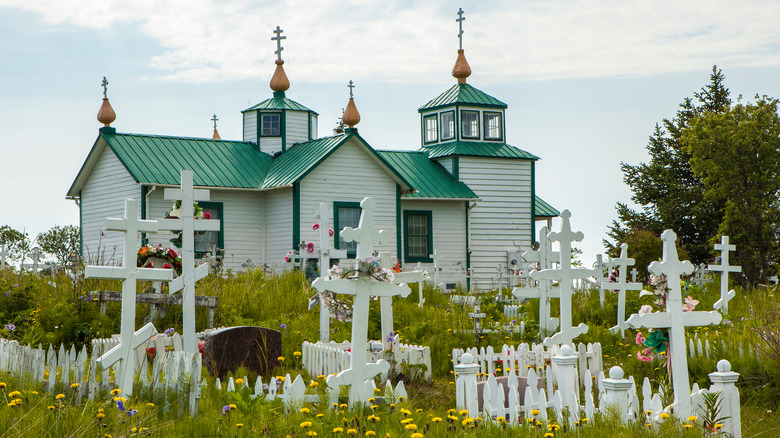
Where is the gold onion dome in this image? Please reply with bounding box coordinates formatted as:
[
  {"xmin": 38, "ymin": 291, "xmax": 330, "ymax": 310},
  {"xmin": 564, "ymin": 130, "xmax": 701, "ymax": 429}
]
[
  {"xmin": 212, "ymin": 128, "xmax": 221, "ymax": 140},
  {"xmin": 270, "ymin": 59, "xmax": 290, "ymax": 92},
  {"xmin": 342, "ymin": 98, "xmax": 360, "ymax": 128},
  {"xmin": 97, "ymin": 76, "xmax": 116, "ymax": 127},
  {"xmin": 452, "ymin": 49, "xmax": 471, "ymax": 84}
]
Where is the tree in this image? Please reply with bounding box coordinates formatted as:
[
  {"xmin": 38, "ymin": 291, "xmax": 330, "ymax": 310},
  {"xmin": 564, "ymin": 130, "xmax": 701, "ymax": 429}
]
[
  {"xmin": 606, "ymin": 66, "xmax": 731, "ymax": 265},
  {"xmin": 36, "ymin": 225, "xmax": 81, "ymax": 268},
  {"xmin": 684, "ymin": 96, "xmax": 780, "ymax": 285},
  {"xmin": 0, "ymin": 225, "xmax": 31, "ymax": 262}
]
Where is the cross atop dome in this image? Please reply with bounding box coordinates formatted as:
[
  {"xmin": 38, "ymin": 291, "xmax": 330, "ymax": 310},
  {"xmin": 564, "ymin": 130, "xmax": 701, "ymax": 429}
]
[
  {"xmin": 456, "ymin": 8, "xmax": 465, "ymax": 50},
  {"xmin": 272, "ymin": 25, "xmax": 286, "ymax": 61},
  {"xmin": 269, "ymin": 25, "xmax": 290, "ymax": 93},
  {"xmin": 342, "ymin": 80, "xmax": 360, "ymax": 129},
  {"xmin": 97, "ymin": 75, "xmax": 116, "ymax": 128},
  {"xmin": 452, "ymin": 8, "xmax": 471, "ymax": 84}
]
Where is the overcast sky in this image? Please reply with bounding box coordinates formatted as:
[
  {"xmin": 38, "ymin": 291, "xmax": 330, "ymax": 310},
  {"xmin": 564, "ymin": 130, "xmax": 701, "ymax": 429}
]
[{"xmin": 2, "ymin": 0, "xmax": 780, "ymax": 267}]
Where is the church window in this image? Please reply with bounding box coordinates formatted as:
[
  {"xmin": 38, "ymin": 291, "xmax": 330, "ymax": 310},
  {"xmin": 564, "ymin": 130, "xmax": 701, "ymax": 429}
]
[
  {"xmin": 260, "ymin": 113, "xmax": 281, "ymax": 136},
  {"xmin": 424, "ymin": 114, "xmax": 438, "ymax": 144},
  {"xmin": 461, "ymin": 110, "xmax": 480, "ymax": 139},
  {"xmin": 194, "ymin": 202, "xmax": 224, "ymax": 256},
  {"xmin": 484, "ymin": 112, "xmax": 503, "ymax": 141},
  {"xmin": 334, "ymin": 201, "xmax": 361, "ymax": 258},
  {"xmin": 404, "ymin": 210, "xmax": 433, "ymax": 263},
  {"xmin": 440, "ymin": 111, "xmax": 455, "ymax": 140}
]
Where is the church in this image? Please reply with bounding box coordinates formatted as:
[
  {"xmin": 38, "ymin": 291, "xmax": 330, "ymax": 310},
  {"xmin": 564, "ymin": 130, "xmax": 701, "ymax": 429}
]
[{"xmin": 66, "ymin": 17, "xmax": 558, "ymax": 290}]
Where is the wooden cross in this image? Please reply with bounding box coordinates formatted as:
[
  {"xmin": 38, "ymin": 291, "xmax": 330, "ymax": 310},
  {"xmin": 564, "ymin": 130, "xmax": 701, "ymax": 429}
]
[
  {"xmin": 347, "ymin": 80, "xmax": 355, "ymax": 99},
  {"xmin": 101, "ymin": 76, "xmax": 108, "ymax": 98},
  {"xmin": 530, "ymin": 210, "xmax": 595, "ymax": 347},
  {"xmin": 631, "ymin": 268, "xmax": 638, "ymax": 283},
  {"xmin": 315, "ymin": 202, "xmax": 348, "ymax": 342},
  {"xmin": 602, "ymin": 243, "xmax": 643, "ymax": 337},
  {"xmin": 593, "ymin": 254, "xmax": 608, "ymax": 306},
  {"xmin": 378, "ymin": 252, "xmax": 427, "ymax": 348},
  {"xmin": 431, "ymin": 249, "xmax": 442, "ymax": 289},
  {"xmin": 311, "ymin": 197, "xmax": 410, "ymax": 405},
  {"xmin": 211, "ymin": 114, "xmax": 219, "ymax": 131},
  {"xmin": 468, "ymin": 300, "xmax": 486, "ymax": 341},
  {"xmin": 272, "ymin": 25, "xmax": 286, "ymax": 60},
  {"xmin": 85, "ymin": 199, "xmax": 173, "ymax": 396},
  {"xmin": 0, "ymin": 245, "xmax": 7, "ymax": 269},
  {"xmin": 157, "ymin": 170, "xmax": 220, "ymax": 354},
  {"xmin": 456, "ymin": 8, "xmax": 466, "ymax": 50},
  {"xmin": 513, "ymin": 225, "xmax": 560, "ymax": 335},
  {"xmin": 627, "ymin": 230, "xmax": 722, "ymax": 420},
  {"xmin": 708, "ymin": 236, "xmax": 741, "ymax": 314},
  {"xmin": 27, "ymin": 247, "xmax": 42, "ymax": 272}
]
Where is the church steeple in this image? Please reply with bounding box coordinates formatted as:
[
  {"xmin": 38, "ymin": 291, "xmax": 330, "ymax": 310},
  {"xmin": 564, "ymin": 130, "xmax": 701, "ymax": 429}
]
[
  {"xmin": 211, "ymin": 114, "xmax": 221, "ymax": 139},
  {"xmin": 342, "ymin": 80, "xmax": 360, "ymax": 130},
  {"xmin": 97, "ymin": 76, "xmax": 116, "ymax": 128},
  {"xmin": 269, "ymin": 25, "xmax": 290, "ymax": 95}
]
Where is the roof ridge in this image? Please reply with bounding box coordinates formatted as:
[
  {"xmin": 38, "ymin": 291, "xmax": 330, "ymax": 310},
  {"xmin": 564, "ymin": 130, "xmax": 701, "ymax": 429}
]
[{"xmin": 104, "ymin": 131, "xmax": 254, "ymax": 144}]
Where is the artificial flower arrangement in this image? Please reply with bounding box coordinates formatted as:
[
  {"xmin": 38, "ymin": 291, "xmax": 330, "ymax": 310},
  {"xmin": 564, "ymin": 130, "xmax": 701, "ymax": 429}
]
[
  {"xmin": 312, "ymin": 257, "xmax": 397, "ymax": 322},
  {"xmin": 634, "ymin": 273, "xmax": 699, "ymax": 362},
  {"xmin": 165, "ymin": 201, "xmax": 212, "ymax": 248},
  {"xmin": 137, "ymin": 244, "xmax": 182, "ymax": 275}
]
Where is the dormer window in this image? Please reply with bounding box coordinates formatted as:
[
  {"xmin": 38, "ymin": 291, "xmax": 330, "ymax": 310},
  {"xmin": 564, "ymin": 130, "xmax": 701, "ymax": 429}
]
[
  {"xmin": 424, "ymin": 114, "xmax": 438, "ymax": 144},
  {"xmin": 461, "ymin": 110, "xmax": 480, "ymax": 139},
  {"xmin": 440, "ymin": 111, "xmax": 455, "ymax": 140},
  {"xmin": 484, "ymin": 112, "xmax": 503, "ymax": 141},
  {"xmin": 260, "ymin": 113, "xmax": 281, "ymax": 136}
]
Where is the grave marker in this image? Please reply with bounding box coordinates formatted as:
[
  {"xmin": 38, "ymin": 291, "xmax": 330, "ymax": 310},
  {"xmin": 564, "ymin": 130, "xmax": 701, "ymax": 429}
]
[
  {"xmin": 0, "ymin": 245, "xmax": 7, "ymax": 269},
  {"xmin": 85, "ymin": 199, "xmax": 174, "ymax": 396},
  {"xmin": 708, "ymin": 236, "xmax": 740, "ymax": 314},
  {"xmin": 315, "ymin": 202, "xmax": 348, "ymax": 342},
  {"xmin": 626, "ymin": 230, "xmax": 722, "ymax": 420},
  {"xmin": 593, "ymin": 254, "xmax": 607, "ymax": 306},
  {"xmin": 530, "ymin": 210, "xmax": 595, "ymax": 347},
  {"xmin": 158, "ymin": 170, "xmax": 220, "ymax": 354},
  {"xmin": 512, "ymin": 226, "xmax": 560, "ymax": 335},
  {"xmin": 602, "ymin": 243, "xmax": 643, "ymax": 337}
]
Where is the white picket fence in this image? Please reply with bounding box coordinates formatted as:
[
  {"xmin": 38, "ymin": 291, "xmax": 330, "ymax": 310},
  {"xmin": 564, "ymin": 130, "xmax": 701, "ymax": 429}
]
[
  {"xmin": 452, "ymin": 342, "xmax": 603, "ymax": 387},
  {"xmin": 302, "ymin": 334, "xmax": 432, "ymax": 381}
]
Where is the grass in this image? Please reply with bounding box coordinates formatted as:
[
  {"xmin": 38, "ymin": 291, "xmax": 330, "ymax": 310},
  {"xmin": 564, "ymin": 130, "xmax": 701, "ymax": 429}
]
[{"xmin": 1, "ymin": 267, "xmax": 780, "ymax": 436}]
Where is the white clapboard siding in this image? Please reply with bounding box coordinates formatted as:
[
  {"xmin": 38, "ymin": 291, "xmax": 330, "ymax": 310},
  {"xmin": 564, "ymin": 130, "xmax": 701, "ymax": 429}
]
[
  {"xmin": 285, "ymin": 111, "xmax": 311, "ymax": 148},
  {"xmin": 299, "ymin": 139, "xmax": 398, "ymax": 257},
  {"xmin": 146, "ymin": 189, "xmax": 264, "ymax": 271},
  {"xmin": 399, "ymin": 199, "xmax": 467, "ymax": 285},
  {"xmin": 459, "ymin": 157, "xmax": 533, "ymax": 288},
  {"xmin": 258, "ymin": 137, "xmax": 283, "ymax": 156},
  {"xmin": 81, "ymin": 146, "xmax": 141, "ymax": 265},
  {"xmin": 243, "ymin": 111, "xmax": 257, "ymax": 143},
  {"xmin": 436, "ymin": 157, "xmax": 454, "ymax": 175},
  {"xmin": 264, "ymin": 187, "xmax": 293, "ymax": 265}
]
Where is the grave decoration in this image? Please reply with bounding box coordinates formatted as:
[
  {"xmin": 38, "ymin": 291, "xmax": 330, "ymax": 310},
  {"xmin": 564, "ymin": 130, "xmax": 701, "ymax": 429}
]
[
  {"xmin": 708, "ymin": 235, "xmax": 740, "ymax": 314},
  {"xmin": 627, "ymin": 229, "xmax": 722, "ymax": 420},
  {"xmin": 601, "ymin": 243, "xmax": 643, "ymax": 337},
  {"xmin": 312, "ymin": 197, "xmax": 412, "ymax": 405},
  {"xmin": 137, "ymin": 244, "xmax": 182, "ymax": 275},
  {"xmin": 85, "ymin": 198, "xmax": 174, "ymax": 396},
  {"xmin": 530, "ymin": 210, "xmax": 595, "ymax": 347},
  {"xmin": 512, "ymin": 225, "xmax": 560, "ymax": 336},
  {"xmin": 158, "ymin": 169, "xmax": 220, "ymax": 355}
]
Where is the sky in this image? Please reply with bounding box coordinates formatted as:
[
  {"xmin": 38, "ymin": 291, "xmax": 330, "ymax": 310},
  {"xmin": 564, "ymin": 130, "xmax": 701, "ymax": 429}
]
[{"xmin": 2, "ymin": 0, "xmax": 780, "ymax": 267}]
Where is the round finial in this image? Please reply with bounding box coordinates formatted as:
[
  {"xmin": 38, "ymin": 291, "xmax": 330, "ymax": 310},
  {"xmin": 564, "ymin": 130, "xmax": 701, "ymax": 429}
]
[
  {"xmin": 452, "ymin": 49, "xmax": 472, "ymax": 84},
  {"xmin": 96, "ymin": 77, "xmax": 116, "ymax": 127},
  {"xmin": 609, "ymin": 366, "xmax": 624, "ymax": 379},
  {"xmin": 211, "ymin": 114, "xmax": 221, "ymax": 140},
  {"xmin": 270, "ymin": 59, "xmax": 290, "ymax": 92},
  {"xmin": 717, "ymin": 359, "xmax": 731, "ymax": 373},
  {"xmin": 559, "ymin": 345, "xmax": 572, "ymax": 356},
  {"xmin": 341, "ymin": 81, "xmax": 360, "ymax": 128},
  {"xmin": 461, "ymin": 352, "xmax": 474, "ymax": 364}
]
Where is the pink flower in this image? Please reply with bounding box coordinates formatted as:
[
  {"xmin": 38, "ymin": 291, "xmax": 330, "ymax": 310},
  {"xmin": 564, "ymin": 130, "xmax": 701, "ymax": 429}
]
[
  {"xmin": 682, "ymin": 296, "xmax": 699, "ymax": 312},
  {"xmin": 306, "ymin": 242, "xmax": 315, "ymax": 253},
  {"xmin": 639, "ymin": 305, "xmax": 653, "ymax": 315},
  {"xmin": 284, "ymin": 256, "xmax": 290, "ymax": 262},
  {"xmin": 202, "ymin": 212, "xmax": 211, "ymax": 219},
  {"xmin": 637, "ymin": 348, "xmax": 653, "ymax": 362},
  {"xmin": 328, "ymin": 228, "xmax": 334, "ymax": 237},
  {"xmin": 635, "ymin": 332, "xmax": 646, "ymax": 345},
  {"xmin": 312, "ymin": 223, "xmax": 320, "ymax": 231}
]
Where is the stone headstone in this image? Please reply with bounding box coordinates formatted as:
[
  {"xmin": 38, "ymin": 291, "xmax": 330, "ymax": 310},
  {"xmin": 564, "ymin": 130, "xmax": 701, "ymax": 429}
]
[{"xmin": 204, "ymin": 326, "xmax": 282, "ymax": 379}]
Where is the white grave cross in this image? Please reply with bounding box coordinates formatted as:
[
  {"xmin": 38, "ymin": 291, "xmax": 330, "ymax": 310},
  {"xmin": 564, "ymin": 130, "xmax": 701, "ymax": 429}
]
[
  {"xmin": 708, "ymin": 236, "xmax": 740, "ymax": 314},
  {"xmin": 158, "ymin": 170, "xmax": 220, "ymax": 354},
  {"xmin": 593, "ymin": 254, "xmax": 608, "ymax": 306},
  {"xmin": 378, "ymin": 252, "xmax": 427, "ymax": 349},
  {"xmin": 626, "ymin": 230, "xmax": 722, "ymax": 420},
  {"xmin": 603, "ymin": 243, "xmax": 643, "ymax": 337},
  {"xmin": 311, "ymin": 197, "xmax": 411, "ymax": 405},
  {"xmin": 315, "ymin": 202, "xmax": 348, "ymax": 342},
  {"xmin": 530, "ymin": 210, "xmax": 595, "ymax": 347},
  {"xmin": 0, "ymin": 245, "xmax": 8, "ymax": 269},
  {"xmin": 513, "ymin": 226, "xmax": 560, "ymax": 335},
  {"xmin": 85, "ymin": 199, "xmax": 173, "ymax": 396}
]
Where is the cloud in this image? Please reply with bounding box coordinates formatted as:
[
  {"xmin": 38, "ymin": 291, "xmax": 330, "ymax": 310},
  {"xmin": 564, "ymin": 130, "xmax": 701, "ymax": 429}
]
[{"xmin": 3, "ymin": 0, "xmax": 780, "ymax": 83}]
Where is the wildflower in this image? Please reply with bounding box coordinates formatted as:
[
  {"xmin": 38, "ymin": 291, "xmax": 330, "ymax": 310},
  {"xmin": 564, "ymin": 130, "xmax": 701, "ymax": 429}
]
[
  {"xmin": 339, "ymin": 403, "xmax": 348, "ymax": 409},
  {"xmin": 222, "ymin": 405, "xmax": 231, "ymax": 414},
  {"xmin": 401, "ymin": 408, "xmax": 412, "ymax": 416},
  {"xmin": 365, "ymin": 432, "xmax": 376, "ymax": 437},
  {"xmin": 347, "ymin": 429, "xmax": 358, "ymax": 435},
  {"xmin": 462, "ymin": 417, "xmax": 474, "ymax": 426},
  {"xmin": 714, "ymin": 424, "xmax": 723, "ymax": 429},
  {"xmin": 316, "ymin": 413, "xmax": 325, "ymax": 418},
  {"xmin": 300, "ymin": 421, "xmax": 312, "ymax": 428},
  {"xmin": 544, "ymin": 433, "xmax": 554, "ymax": 438},
  {"xmin": 432, "ymin": 417, "xmax": 443, "ymax": 423},
  {"xmin": 416, "ymin": 408, "xmax": 423, "ymax": 413},
  {"xmin": 367, "ymin": 397, "xmax": 375, "ymax": 403},
  {"xmin": 307, "ymin": 433, "xmax": 317, "ymax": 437},
  {"xmin": 236, "ymin": 423, "xmax": 244, "ymax": 428},
  {"xmin": 645, "ymin": 410, "xmax": 653, "ymax": 415},
  {"xmin": 8, "ymin": 390, "xmax": 21, "ymax": 398},
  {"xmin": 71, "ymin": 383, "xmax": 80, "ymax": 389},
  {"xmin": 411, "ymin": 434, "xmax": 423, "ymax": 438},
  {"xmin": 97, "ymin": 413, "xmax": 105, "ymax": 419},
  {"xmin": 531, "ymin": 409, "xmax": 540, "ymax": 416},
  {"xmin": 333, "ymin": 427, "xmax": 344, "ymax": 433},
  {"xmin": 4, "ymin": 323, "xmax": 15, "ymax": 332},
  {"xmin": 310, "ymin": 381, "xmax": 319, "ymax": 388},
  {"xmin": 278, "ymin": 356, "xmax": 285, "ymax": 362},
  {"xmin": 313, "ymin": 223, "xmax": 320, "ymax": 231},
  {"xmin": 55, "ymin": 393, "xmax": 65, "ymax": 400},
  {"xmin": 374, "ymin": 387, "xmax": 381, "ymax": 393},
  {"xmin": 401, "ymin": 418, "xmax": 414, "ymax": 424},
  {"xmin": 110, "ymin": 389, "xmax": 121, "ymax": 396},
  {"xmin": 658, "ymin": 413, "xmax": 670, "ymax": 420},
  {"xmin": 581, "ymin": 418, "xmax": 589, "ymax": 423},
  {"xmin": 687, "ymin": 415, "xmax": 697, "ymax": 422},
  {"xmin": 131, "ymin": 428, "xmax": 138, "ymax": 433},
  {"xmin": 229, "ymin": 404, "xmax": 237, "ymax": 409},
  {"xmin": 404, "ymin": 424, "xmax": 417, "ymax": 431},
  {"xmin": 146, "ymin": 402, "xmax": 155, "ymax": 407},
  {"xmin": 368, "ymin": 415, "xmax": 380, "ymax": 422},
  {"xmin": 447, "ymin": 408, "xmax": 457, "ymax": 415},
  {"xmin": 300, "ymin": 407, "xmax": 311, "ymax": 414},
  {"xmin": 113, "ymin": 396, "xmax": 127, "ymax": 402},
  {"xmin": 0, "ymin": 382, "xmax": 6, "ymax": 389},
  {"xmin": 682, "ymin": 424, "xmax": 692, "ymax": 429},
  {"xmin": 235, "ymin": 378, "xmax": 244, "ymax": 385},
  {"xmin": 116, "ymin": 400, "xmax": 125, "ymax": 412},
  {"xmin": 459, "ymin": 409, "xmax": 469, "ymax": 416},
  {"xmin": 47, "ymin": 405, "xmax": 55, "ymax": 410},
  {"xmin": 294, "ymin": 351, "xmax": 302, "ymax": 358}
]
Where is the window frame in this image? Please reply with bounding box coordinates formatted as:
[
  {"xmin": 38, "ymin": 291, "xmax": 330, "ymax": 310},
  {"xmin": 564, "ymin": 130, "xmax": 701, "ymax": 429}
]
[
  {"xmin": 440, "ymin": 110, "xmax": 455, "ymax": 141},
  {"xmin": 259, "ymin": 112, "xmax": 282, "ymax": 137},
  {"xmin": 423, "ymin": 113, "xmax": 438, "ymax": 144},
  {"xmin": 460, "ymin": 110, "xmax": 480, "ymax": 139},
  {"xmin": 194, "ymin": 201, "xmax": 224, "ymax": 258},
  {"xmin": 403, "ymin": 210, "xmax": 433, "ymax": 263},
  {"xmin": 333, "ymin": 201, "xmax": 362, "ymax": 258},
  {"xmin": 483, "ymin": 111, "xmax": 503, "ymax": 141}
]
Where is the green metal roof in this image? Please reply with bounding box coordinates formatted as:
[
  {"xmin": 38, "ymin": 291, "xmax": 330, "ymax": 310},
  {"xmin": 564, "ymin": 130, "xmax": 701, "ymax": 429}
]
[
  {"xmin": 535, "ymin": 196, "xmax": 559, "ymax": 217},
  {"xmin": 242, "ymin": 91, "xmax": 317, "ymax": 114},
  {"xmin": 423, "ymin": 141, "xmax": 539, "ymax": 160},
  {"xmin": 419, "ymin": 83, "xmax": 507, "ymax": 111},
  {"xmin": 377, "ymin": 150, "xmax": 478, "ymax": 199}
]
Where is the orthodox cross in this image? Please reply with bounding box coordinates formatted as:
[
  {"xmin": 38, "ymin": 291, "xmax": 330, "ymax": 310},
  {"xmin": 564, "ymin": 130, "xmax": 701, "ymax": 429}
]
[
  {"xmin": 272, "ymin": 26, "xmax": 286, "ymax": 60},
  {"xmin": 456, "ymin": 8, "xmax": 465, "ymax": 50},
  {"xmin": 312, "ymin": 197, "xmax": 411, "ymax": 405},
  {"xmin": 708, "ymin": 236, "xmax": 740, "ymax": 314},
  {"xmin": 626, "ymin": 230, "xmax": 722, "ymax": 420},
  {"xmin": 378, "ymin": 252, "xmax": 427, "ymax": 348},
  {"xmin": 25, "ymin": 247, "xmax": 42, "ymax": 272},
  {"xmin": 631, "ymin": 268, "xmax": 638, "ymax": 283},
  {"xmin": 603, "ymin": 243, "xmax": 643, "ymax": 337},
  {"xmin": 158, "ymin": 170, "xmax": 220, "ymax": 354},
  {"xmin": 593, "ymin": 254, "xmax": 608, "ymax": 306},
  {"xmin": 347, "ymin": 80, "xmax": 355, "ymax": 99},
  {"xmin": 101, "ymin": 76, "xmax": 108, "ymax": 98},
  {"xmin": 468, "ymin": 299, "xmax": 486, "ymax": 342},
  {"xmin": 0, "ymin": 245, "xmax": 7, "ymax": 269},
  {"xmin": 431, "ymin": 249, "xmax": 441, "ymax": 288},
  {"xmin": 85, "ymin": 199, "xmax": 173, "ymax": 396},
  {"xmin": 513, "ymin": 225, "xmax": 560, "ymax": 336},
  {"xmin": 314, "ymin": 202, "xmax": 347, "ymax": 342},
  {"xmin": 211, "ymin": 114, "xmax": 219, "ymax": 131},
  {"xmin": 530, "ymin": 210, "xmax": 595, "ymax": 347}
]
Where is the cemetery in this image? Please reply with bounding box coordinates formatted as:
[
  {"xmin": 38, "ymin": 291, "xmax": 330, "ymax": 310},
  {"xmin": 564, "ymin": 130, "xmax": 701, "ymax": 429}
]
[{"xmin": 4, "ymin": 8, "xmax": 780, "ymax": 438}]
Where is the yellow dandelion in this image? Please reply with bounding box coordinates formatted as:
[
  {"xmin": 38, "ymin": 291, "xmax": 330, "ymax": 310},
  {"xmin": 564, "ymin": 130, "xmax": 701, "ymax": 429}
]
[
  {"xmin": 659, "ymin": 413, "xmax": 670, "ymax": 420},
  {"xmin": 365, "ymin": 431, "xmax": 376, "ymax": 437},
  {"xmin": 309, "ymin": 381, "xmax": 319, "ymax": 388},
  {"xmin": 319, "ymin": 374, "xmax": 326, "ymax": 379},
  {"xmin": 687, "ymin": 415, "xmax": 698, "ymax": 422},
  {"xmin": 131, "ymin": 428, "xmax": 138, "ymax": 433},
  {"xmin": 401, "ymin": 418, "xmax": 414, "ymax": 424},
  {"xmin": 682, "ymin": 424, "xmax": 692, "ymax": 429},
  {"xmin": 8, "ymin": 390, "xmax": 21, "ymax": 398},
  {"xmin": 300, "ymin": 407, "xmax": 311, "ymax": 414},
  {"xmin": 235, "ymin": 378, "xmax": 244, "ymax": 385},
  {"xmin": 714, "ymin": 424, "xmax": 723, "ymax": 429},
  {"xmin": 113, "ymin": 396, "xmax": 127, "ymax": 402},
  {"xmin": 411, "ymin": 434, "xmax": 423, "ymax": 438},
  {"xmin": 236, "ymin": 423, "xmax": 244, "ymax": 428},
  {"xmin": 432, "ymin": 417, "xmax": 443, "ymax": 423},
  {"xmin": 307, "ymin": 432, "xmax": 318, "ymax": 437},
  {"xmin": 333, "ymin": 427, "xmax": 344, "ymax": 433},
  {"xmin": 55, "ymin": 394, "xmax": 65, "ymax": 400},
  {"xmin": 371, "ymin": 405, "xmax": 378, "ymax": 410},
  {"xmin": 404, "ymin": 424, "xmax": 418, "ymax": 431},
  {"xmin": 347, "ymin": 429, "xmax": 358, "ymax": 435},
  {"xmin": 544, "ymin": 433, "xmax": 554, "ymax": 438},
  {"xmin": 367, "ymin": 397, "xmax": 375, "ymax": 403},
  {"xmin": 294, "ymin": 351, "xmax": 302, "ymax": 357},
  {"xmin": 448, "ymin": 408, "xmax": 457, "ymax": 415},
  {"xmin": 462, "ymin": 418, "xmax": 474, "ymax": 426},
  {"xmin": 229, "ymin": 404, "xmax": 237, "ymax": 409},
  {"xmin": 316, "ymin": 413, "xmax": 325, "ymax": 418},
  {"xmin": 70, "ymin": 383, "xmax": 80, "ymax": 389},
  {"xmin": 531, "ymin": 409, "xmax": 541, "ymax": 416},
  {"xmin": 110, "ymin": 389, "xmax": 121, "ymax": 396},
  {"xmin": 278, "ymin": 356, "xmax": 285, "ymax": 362},
  {"xmin": 146, "ymin": 402, "xmax": 155, "ymax": 407},
  {"xmin": 97, "ymin": 413, "xmax": 105, "ymax": 419},
  {"xmin": 0, "ymin": 382, "xmax": 6, "ymax": 389},
  {"xmin": 374, "ymin": 387, "xmax": 381, "ymax": 393},
  {"xmin": 300, "ymin": 421, "xmax": 312, "ymax": 428},
  {"xmin": 645, "ymin": 410, "xmax": 653, "ymax": 415},
  {"xmin": 459, "ymin": 409, "xmax": 469, "ymax": 416},
  {"xmin": 339, "ymin": 403, "xmax": 348, "ymax": 409},
  {"xmin": 416, "ymin": 408, "xmax": 423, "ymax": 413}
]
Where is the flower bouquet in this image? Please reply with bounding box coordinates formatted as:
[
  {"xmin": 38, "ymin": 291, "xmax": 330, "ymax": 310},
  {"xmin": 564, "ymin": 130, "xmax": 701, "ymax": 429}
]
[{"xmin": 137, "ymin": 244, "xmax": 182, "ymax": 275}]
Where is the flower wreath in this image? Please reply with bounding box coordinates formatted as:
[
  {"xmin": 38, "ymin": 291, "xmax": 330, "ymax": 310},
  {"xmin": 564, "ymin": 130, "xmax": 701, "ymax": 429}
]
[{"xmin": 137, "ymin": 244, "xmax": 183, "ymax": 275}]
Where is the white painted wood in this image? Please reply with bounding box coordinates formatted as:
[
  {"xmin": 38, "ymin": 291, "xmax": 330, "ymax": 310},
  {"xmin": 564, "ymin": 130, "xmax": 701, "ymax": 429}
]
[
  {"xmin": 513, "ymin": 225, "xmax": 560, "ymax": 335},
  {"xmin": 285, "ymin": 111, "xmax": 313, "ymax": 149},
  {"xmin": 602, "ymin": 243, "xmax": 643, "ymax": 337},
  {"xmin": 264, "ymin": 187, "xmax": 293, "ymax": 266},
  {"xmin": 708, "ymin": 236, "xmax": 741, "ymax": 314},
  {"xmin": 242, "ymin": 111, "xmax": 257, "ymax": 143}
]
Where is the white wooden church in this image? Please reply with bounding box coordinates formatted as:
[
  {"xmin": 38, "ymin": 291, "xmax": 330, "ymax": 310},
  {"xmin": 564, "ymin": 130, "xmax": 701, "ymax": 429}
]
[{"xmin": 67, "ymin": 20, "xmax": 558, "ymax": 290}]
